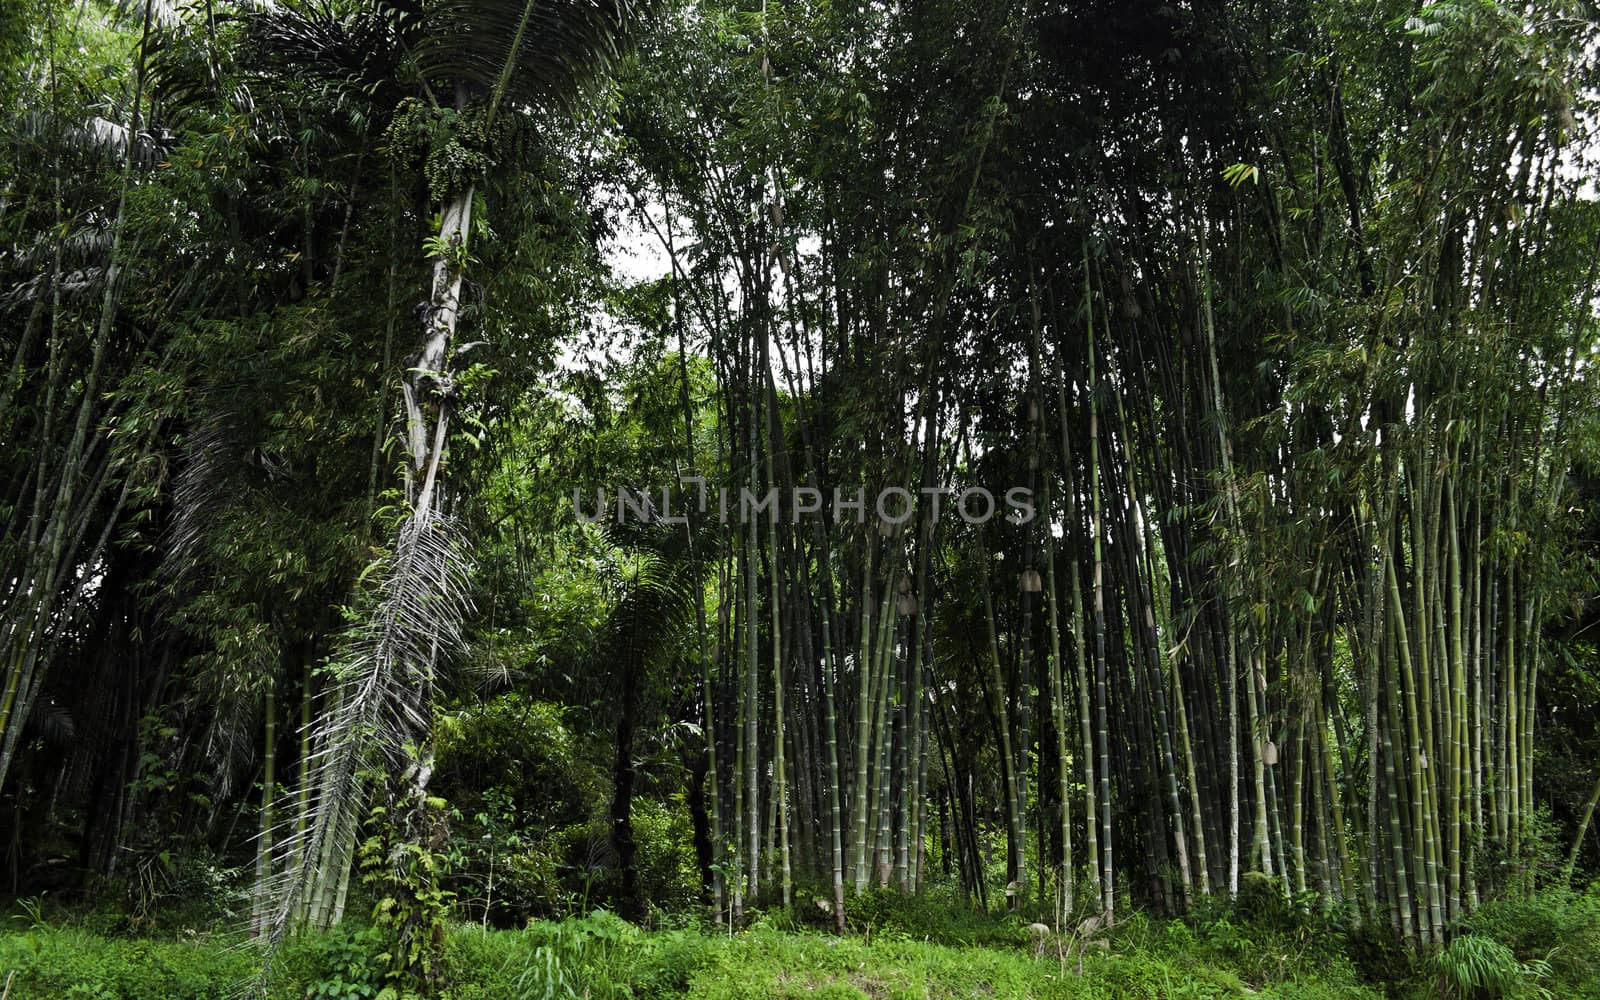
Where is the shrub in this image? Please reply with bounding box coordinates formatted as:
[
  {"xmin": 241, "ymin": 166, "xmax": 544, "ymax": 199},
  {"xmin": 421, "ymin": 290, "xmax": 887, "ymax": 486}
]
[
  {"xmin": 433, "ymin": 698, "xmax": 609, "ymax": 924},
  {"xmin": 842, "ymin": 884, "xmax": 1030, "ymax": 947},
  {"xmin": 1431, "ymin": 933, "xmax": 1551, "ymax": 999},
  {"xmin": 1346, "ymin": 918, "xmax": 1422, "ymax": 987},
  {"xmin": 1176, "ymin": 879, "xmax": 1359, "ymax": 989},
  {"xmin": 1458, "ymin": 887, "xmax": 1600, "ymax": 999},
  {"xmin": 630, "ymin": 798, "xmax": 703, "ymax": 917},
  {"xmin": 297, "ymin": 924, "xmax": 388, "ymax": 999}
]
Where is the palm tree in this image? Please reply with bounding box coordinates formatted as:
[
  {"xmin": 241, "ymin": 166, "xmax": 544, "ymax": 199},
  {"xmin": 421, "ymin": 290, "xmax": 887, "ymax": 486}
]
[
  {"xmin": 242, "ymin": 0, "xmax": 648, "ymax": 978},
  {"xmin": 590, "ymin": 526, "xmax": 705, "ymax": 921}
]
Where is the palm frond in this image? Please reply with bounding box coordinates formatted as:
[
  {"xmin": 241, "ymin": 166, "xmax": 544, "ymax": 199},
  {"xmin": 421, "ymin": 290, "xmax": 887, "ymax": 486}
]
[
  {"xmin": 39, "ymin": 115, "xmax": 172, "ymax": 166},
  {"xmin": 116, "ymin": 0, "xmax": 191, "ymax": 30},
  {"xmin": 237, "ymin": 0, "xmax": 413, "ymax": 110},
  {"xmin": 201, "ymin": 681, "xmax": 263, "ymax": 804},
  {"xmin": 24, "ymin": 697, "xmax": 76, "ymax": 747},
  {"xmin": 580, "ymin": 524, "xmax": 704, "ymax": 709},
  {"xmin": 414, "ymin": 0, "xmax": 645, "ymax": 115},
  {"xmin": 237, "ymin": 0, "xmax": 646, "ymax": 119},
  {"xmin": 594, "ymin": 549, "xmax": 695, "ymax": 675},
  {"xmin": 3, "ymin": 218, "xmax": 117, "ymax": 307},
  {"xmin": 252, "ymin": 512, "xmax": 473, "ymax": 989},
  {"xmin": 162, "ymin": 415, "xmax": 239, "ymax": 588}
]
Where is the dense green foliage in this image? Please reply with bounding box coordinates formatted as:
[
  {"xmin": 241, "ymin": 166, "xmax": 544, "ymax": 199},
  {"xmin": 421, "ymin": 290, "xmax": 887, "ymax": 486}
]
[{"xmin": 5, "ymin": 0, "xmax": 1600, "ymax": 996}]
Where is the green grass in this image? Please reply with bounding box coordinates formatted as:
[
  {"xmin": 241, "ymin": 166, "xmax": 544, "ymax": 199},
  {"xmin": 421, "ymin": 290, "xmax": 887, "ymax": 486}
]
[
  {"xmin": 6, "ymin": 887, "xmax": 1597, "ymax": 1000},
  {"xmin": 0, "ymin": 910, "xmax": 1376, "ymax": 1000},
  {"xmin": 0, "ymin": 924, "xmax": 262, "ymax": 999},
  {"xmin": 438, "ymin": 911, "xmax": 1378, "ymax": 1000}
]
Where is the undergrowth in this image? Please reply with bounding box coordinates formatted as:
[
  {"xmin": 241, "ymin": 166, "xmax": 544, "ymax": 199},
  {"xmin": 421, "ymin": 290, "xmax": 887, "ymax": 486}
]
[{"xmin": 2, "ymin": 886, "xmax": 1596, "ymax": 999}]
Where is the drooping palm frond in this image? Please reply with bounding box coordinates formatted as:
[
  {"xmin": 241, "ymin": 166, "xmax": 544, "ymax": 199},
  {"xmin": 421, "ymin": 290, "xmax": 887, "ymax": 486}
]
[
  {"xmin": 67, "ymin": 116, "xmax": 172, "ymax": 165},
  {"xmin": 252, "ymin": 512, "xmax": 473, "ymax": 987},
  {"xmin": 236, "ymin": 0, "xmax": 647, "ymax": 119},
  {"xmin": 200, "ymin": 663, "xmax": 267, "ymax": 805},
  {"xmin": 3, "ymin": 219, "xmax": 118, "ymax": 307},
  {"xmin": 116, "ymin": 0, "xmax": 190, "ymax": 30},
  {"xmin": 24, "ymin": 696, "xmax": 77, "ymax": 747},
  {"xmin": 412, "ymin": 0, "xmax": 645, "ymax": 116},
  {"xmin": 162, "ymin": 415, "xmax": 239, "ymax": 587},
  {"xmin": 159, "ymin": 412, "xmax": 300, "ymax": 807},
  {"xmin": 237, "ymin": 0, "xmax": 414, "ymax": 111},
  {"xmin": 592, "ymin": 544, "xmax": 697, "ymax": 682},
  {"xmin": 540, "ymin": 519, "xmax": 707, "ymax": 710}
]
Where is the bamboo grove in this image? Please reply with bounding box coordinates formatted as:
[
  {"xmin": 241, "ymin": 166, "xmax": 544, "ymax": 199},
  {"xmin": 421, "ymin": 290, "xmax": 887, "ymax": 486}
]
[
  {"xmin": 605, "ymin": 0, "xmax": 1600, "ymax": 941},
  {"xmin": 3, "ymin": 0, "xmax": 1600, "ymax": 962}
]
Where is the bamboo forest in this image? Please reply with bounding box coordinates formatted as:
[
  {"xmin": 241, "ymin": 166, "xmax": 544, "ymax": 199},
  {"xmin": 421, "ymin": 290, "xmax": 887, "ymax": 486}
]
[{"xmin": 6, "ymin": 0, "xmax": 1600, "ymax": 997}]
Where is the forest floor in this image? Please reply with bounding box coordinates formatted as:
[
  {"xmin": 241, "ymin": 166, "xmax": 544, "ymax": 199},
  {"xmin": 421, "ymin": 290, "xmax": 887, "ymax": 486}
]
[{"xmin": 3, "ymin": 887, "xmax": 1599, "ymax": 999}]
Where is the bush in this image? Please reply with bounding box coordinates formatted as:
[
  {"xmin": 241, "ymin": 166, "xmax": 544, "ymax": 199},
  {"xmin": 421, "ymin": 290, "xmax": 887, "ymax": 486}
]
[
  {"xmin": 1346, "ymin": 918, "xmax": 1422, "ymax": 987},
  {"xmin": 1176, "ymin": 878, "xmax": 1360, "ymax": 989},
  {"xmin": 630, "ymin": 799, "xmax": 703, "ymax": 917},
  {"xmin": 842, "ymin": 884, "xmax": 1034, "ymax": 947},
  {"xmin": 443, "ymin": 912, "xmax": 718, "ymax": 999},
  {"xmin": 1458, "ymin": 887, "xmax": 1600, "ymax": 998},
  {"xmin": 433, "ymin": 697, "xmax": 609, "ymax": 924},
  {"xmin": 1431, "ymin": 934, "xmax": 1550, "ymax": 999},
  {"xmin": 296, "ymin": 924, "xmax": 388, "ymax": 999}
]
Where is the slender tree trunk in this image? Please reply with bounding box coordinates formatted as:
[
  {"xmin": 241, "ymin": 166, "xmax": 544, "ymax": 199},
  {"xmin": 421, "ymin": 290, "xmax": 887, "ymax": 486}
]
[
  {"xmin": 1087, "ymin": 269, "xmax": 1113, "ymax": 920},
  {"xmin": 252, "ymin": 682, "xmax": 278, "ymax": 936},
  {"xmin": 1564, "ymin": 774, "xmax": 1600, "ymax": 885}
]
